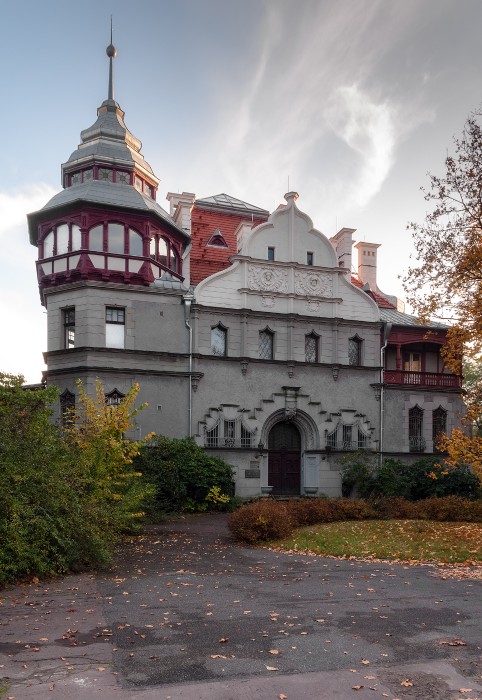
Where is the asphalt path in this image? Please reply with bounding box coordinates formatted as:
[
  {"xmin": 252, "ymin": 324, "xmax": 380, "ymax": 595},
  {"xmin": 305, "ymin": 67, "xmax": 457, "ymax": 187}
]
[{"xmin": 1, "ymin": 513, "xmax": 481, "ymax": 699}]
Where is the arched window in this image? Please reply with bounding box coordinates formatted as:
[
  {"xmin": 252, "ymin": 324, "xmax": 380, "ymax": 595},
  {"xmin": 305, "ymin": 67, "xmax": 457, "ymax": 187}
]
[
  {"xmin": 348, "ymin": 336, "xmax": 363, "ymax": 366},
  {"xmin": 259, "ymin": 329, "xmax": 274, "ymax": 360},
  {"xmin": 88, "ymin": 223, "xmax": 144, "ymax": 256},
  {"xmin": 59, "ymin": 389, "xmax": 75, "ymax": 425},
  {"xmin": 432, "ymin": 406, "xmax": 447, "ymax": 451},
  {"xmin": 41, "ymin": 223, "xmax": 82, "ymax": 258},
  {"xmin": 129, "ymin": 229, "xmax": 143, "ymax": 256},
  {"xmin": 409, "ymin": 405, "xmax": 425, "ymax": 452},
  {"xmin": 305, "ymin": 332, "xmax": 319, "ymax": 363},
  {"xmin": 107, "ymin": 223, "xmax": 124, "ymax": 254},
  {"xmin": 89, "ymin": 225, "xmax": 103, "ymax": 251},
  {"xmin": 211, "ymin": 325, "xmax": 227, "ymax": 356},
  {"xmin": 105, "ymin": 388, "xmax": 125, "ymax": 407}
]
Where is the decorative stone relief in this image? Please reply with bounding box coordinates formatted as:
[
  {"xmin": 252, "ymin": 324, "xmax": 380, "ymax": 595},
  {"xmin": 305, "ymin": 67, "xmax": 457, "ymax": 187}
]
[
  {"xmin": 248, "ymin": 265, "xmax": 288, "ymax": 293},
  {"xmin": 295, "ymin": 271, "xmax": 333, "ymax": 297},
  {"xmin": 261, "ymin": 296, "xmax": 276, "ymax": 308},
  {"xmin": 306, "ymin": 300, "xmax": 321, "ymax": 312}
]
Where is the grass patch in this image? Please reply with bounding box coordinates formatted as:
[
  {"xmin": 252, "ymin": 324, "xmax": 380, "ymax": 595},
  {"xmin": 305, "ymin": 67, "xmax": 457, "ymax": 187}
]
[{"xmin": 271, "ymin": 519, "xmax": 482, "ymax": 564}]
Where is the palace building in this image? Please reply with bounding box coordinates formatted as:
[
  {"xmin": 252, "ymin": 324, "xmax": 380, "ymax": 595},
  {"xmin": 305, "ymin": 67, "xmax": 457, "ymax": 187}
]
[{"xmin": 28, "ymin": 41, "xmax": 465, "ymax": 497}]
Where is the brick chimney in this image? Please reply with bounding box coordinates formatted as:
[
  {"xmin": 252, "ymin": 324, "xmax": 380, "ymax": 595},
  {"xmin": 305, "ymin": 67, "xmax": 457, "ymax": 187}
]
[
  {"xmin": 330, "ymin": 228, "xmax": 356, "ymax": 271},
  {"xmin": 166, "ymin": 192, "xmax": 196, "ymax": 235},
  {"xmin": 355, "ymin": 241, "xmax": 380, "ymax": 290}
]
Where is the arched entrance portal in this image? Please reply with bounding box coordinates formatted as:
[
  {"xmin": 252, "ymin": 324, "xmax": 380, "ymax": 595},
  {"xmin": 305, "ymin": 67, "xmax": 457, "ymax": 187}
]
[{"xmin": 268, "ymin": 422, "xmax": 301, "ymax": 495}]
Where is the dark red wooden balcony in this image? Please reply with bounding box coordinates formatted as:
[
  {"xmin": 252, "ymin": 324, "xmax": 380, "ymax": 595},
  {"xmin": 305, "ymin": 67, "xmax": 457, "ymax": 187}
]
[{"xmin": 384, "ymin": 370, "xmax": 462, "ymax": 388}]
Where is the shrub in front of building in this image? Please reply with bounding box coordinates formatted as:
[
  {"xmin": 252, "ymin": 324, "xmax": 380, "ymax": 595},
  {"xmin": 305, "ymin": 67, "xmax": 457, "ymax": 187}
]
[{"xmin": 135, "ymin": 436, "xmax": 235, "ymax": 514}]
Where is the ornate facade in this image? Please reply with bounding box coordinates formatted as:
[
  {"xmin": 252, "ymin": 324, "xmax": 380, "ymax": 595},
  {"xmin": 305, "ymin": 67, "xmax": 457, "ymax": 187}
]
[{"xmin": 28, "ymin": 43, "xmax": 465, "ymax": 497}]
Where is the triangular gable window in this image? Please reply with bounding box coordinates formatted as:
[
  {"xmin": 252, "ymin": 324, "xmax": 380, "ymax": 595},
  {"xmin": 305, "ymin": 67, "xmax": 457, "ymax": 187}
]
[{"xmin": 206, "ymin": 228, "xmax": 228, "ymax": 248}]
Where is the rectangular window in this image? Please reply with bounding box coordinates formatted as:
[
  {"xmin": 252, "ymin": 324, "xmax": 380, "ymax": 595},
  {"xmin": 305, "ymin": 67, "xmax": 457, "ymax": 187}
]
[
  {"xmin": 224, "ymin": 420, "xmax": 236, "ymax": 446},
  {"xmin": 305, "ymin": 334, "xmax": 318, "ymax": 363},
  {"xmin": 404, "ymin": 352, "xmax": 421, "ymax": 372},
  {"xmin": 211, "ymin": 326, "xmax": 227, "ymax": 356},
  {"xmin": 267, "ymin": 246, "xmax": 275, "ymax": 261},
  {"xmin": 307, "ymin": 252, "xmax": 314, "ymax": 266},
  {"xmin": 63, "ymin": 307, "xmax": 75, "ymax": 349},
  {"xmin": 409, "ymin": 406, "xmax": 425, "ymax": 452},
  {"xmin": 259, "ymin": 330, "xmax": 274, "ymax": 360},
  {"xmin": 106, "ymin": 307, "xmax": 125, "ymax": 349},
  {"xmin": 348, "ymin": 337, "xmax": 362, "ymax": 366}
]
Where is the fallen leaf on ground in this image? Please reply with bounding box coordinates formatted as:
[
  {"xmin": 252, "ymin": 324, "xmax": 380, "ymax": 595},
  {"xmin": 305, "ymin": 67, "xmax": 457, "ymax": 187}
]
[
  {"xmin": 266, "ymin": 665, "xmax": 279, "ymax": 671},
  {"xmin": 352, "ymin": 685, "xmax": 364, "ymax": 691},
  {"xmin": 278, "ymin": 695, "xmax": 288, "ymax": 699},
  {"xmin": 361, "ymin": 659, "xmax": 370, "ymax": 665},
  {"xmin": 218, "ymin": 637, "xmax": 229, "ymax": 643},
  {"xmin": 269, "ymin": 649, "xmax": 280, "ymax": 655}
]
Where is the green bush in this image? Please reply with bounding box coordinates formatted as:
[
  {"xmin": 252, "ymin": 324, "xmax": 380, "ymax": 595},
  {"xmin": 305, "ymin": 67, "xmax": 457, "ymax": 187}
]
[
  {"xmin": 135, "ymin": 436, "xmax": 235, "ymax": 513},
  {"xmin": 228, "ymin": 499, "xmax": 294, "ymax": 543},
  {"xmin": 341, "ymin": 453, "xmax": 481, "ymax": 501},
  {"xmin": 0, "ymin": 374, "xmax": 153, "ymax": 588}
]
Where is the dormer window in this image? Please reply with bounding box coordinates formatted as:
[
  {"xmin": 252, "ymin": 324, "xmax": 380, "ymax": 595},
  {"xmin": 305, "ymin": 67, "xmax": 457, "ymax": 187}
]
[{"xmin": 206, "ymin": 228, "xmax": 228, "ymax": 248}]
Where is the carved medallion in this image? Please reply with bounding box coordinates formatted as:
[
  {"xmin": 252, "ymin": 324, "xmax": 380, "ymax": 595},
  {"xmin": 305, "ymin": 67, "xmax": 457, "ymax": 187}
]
[
  {"xmin": 248, "ymin": 265, "xmax": 288, "ymax": 293},
  {"xmin": 295, "ymin": 271, "xmax": 332, "ymax": 297}
]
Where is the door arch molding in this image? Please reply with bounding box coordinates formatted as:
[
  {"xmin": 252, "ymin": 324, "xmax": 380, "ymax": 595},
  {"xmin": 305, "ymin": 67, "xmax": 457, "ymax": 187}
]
[{"xmin": 260, "ymin": 408, "xmax": 320, "ymax": 450}]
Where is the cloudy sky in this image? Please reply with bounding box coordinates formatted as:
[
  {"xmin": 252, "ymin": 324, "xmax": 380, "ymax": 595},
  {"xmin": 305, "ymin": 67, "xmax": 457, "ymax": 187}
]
[{"xmin": 1, "ymin": 0, "xmax": 481, "ymax": 382}]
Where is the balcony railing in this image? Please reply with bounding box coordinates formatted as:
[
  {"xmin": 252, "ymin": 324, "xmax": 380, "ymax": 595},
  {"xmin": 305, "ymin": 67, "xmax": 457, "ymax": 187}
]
[
  {"xmin": 326, "ymin": 440, "xmax": 370, "ymax": 452},
  {"xmin": 384, "ymin": 370, "xmax": 461, "ymax": 388}
]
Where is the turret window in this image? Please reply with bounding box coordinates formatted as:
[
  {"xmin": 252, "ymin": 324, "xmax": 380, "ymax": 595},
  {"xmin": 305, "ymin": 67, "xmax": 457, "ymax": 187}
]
[
  {"xmin": 41, "ymin": 223, "xmax": 82, "ymax": 259},
  {"xmin": 87, "ymin": 223, "xmax": 144, "ymax": 256},
  {"xmin": 149, "ymin": 235, "xmax": 180, "ymax": 273}
]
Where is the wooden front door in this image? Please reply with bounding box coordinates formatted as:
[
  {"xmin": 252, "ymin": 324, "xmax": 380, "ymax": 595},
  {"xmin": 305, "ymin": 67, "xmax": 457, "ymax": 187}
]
[{"xmin": 268, "ymin": 422, "xmax": 301, "ymax": 495}]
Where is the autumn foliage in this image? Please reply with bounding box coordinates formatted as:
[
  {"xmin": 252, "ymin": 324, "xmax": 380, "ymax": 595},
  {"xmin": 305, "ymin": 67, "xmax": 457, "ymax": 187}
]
[{"xmin": 0, "ymin": 374, "xmax": 153, "ymax": 587}]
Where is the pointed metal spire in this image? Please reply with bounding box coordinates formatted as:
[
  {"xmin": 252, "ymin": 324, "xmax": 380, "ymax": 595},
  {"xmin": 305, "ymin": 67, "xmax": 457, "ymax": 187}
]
[{"xmin": 106, "ymin": 16, "xmax": 117, "ymax": 101}]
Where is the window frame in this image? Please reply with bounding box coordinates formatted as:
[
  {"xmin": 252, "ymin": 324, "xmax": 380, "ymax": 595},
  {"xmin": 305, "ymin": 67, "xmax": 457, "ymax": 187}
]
[
  {"xmin": 63, "ymin": 307, "xmax": 76, "ymax": 350},
  {"xmin": 211, "ymin": 324, "xmax": 228, "ymax": 357},
  {"xmin": 267, "ymin": 246, "xmax": 275, "ymax": 261},
  {"xmin": 348, "ymin": 335, "xmax": 363, "ymax": 366},
  {"xmin": 259, "ymin": 328, "xmax": 274, "ymax": 360},
  {"xmin": 87, "ymin": 222, "xmax": 144, "ymax": 257},
  {"xmin": 305, "ymin": 332, "xmax": 319, "ymax": 363},
  {"xmin": 432, "ymin": 406, "xmax": 447, "ymax": 451},
  {"xmin": 409, "ymin": 405, "xmax": 425, "ymax": 452},
  {"xmin": 41, "ymin": 222, "xmax": 82, "ymax": 259},
  {"xmin": 105, "ymin": 306, "xmax": 126, "ymax": 349}
]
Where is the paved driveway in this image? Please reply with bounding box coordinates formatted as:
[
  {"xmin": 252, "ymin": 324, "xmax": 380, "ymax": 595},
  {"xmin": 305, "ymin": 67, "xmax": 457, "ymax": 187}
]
[{"xmin": 1, "ymin": 513, "xmax": 481, "ymax": 699}]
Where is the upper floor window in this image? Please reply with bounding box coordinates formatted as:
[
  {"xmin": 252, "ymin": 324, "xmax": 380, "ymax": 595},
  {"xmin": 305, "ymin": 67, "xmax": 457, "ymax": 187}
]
[
  {"xmin": 409, "ymin": 405, "xmax": 425, "ymax": 452},
  {"xmin": 307, "ymin": 252, "xmax": 314, "ymax": 266},
  {"xmin": 88, "ymin": 223, "xmax": 143, "ymax": 256},
  {"xmin": 149, "ymin": 235, "xmax": 180, "ymax": 273},
  {"xmin": 259, "ymin": 329, "xmax": 274, "ymax": 360},
  {"xmin": 41, "ymin": 223, "xmax": 82, "ymax": 259},
  {"xmin": 63, "ymin": 307, "xmax": 75, "ymax": 349},
  {"xmin": 206, "ymin": 228, "xmax": 228, "ymax": 247},
  {"xmin": 432, "ymin": 406, "xmax": 447, "ymax": 450},
  {"xmin": 404, "ymin": 352, "xmax": 421, "ymax": 372},
  {"xmin": 105, "ymin": 388, "xmax": 126, "ymax": 407},
  {"xmin": 305, "ymin": 333, "xmax": 319, "ymax": 363},
  {"xmin": 348, "ymin": 336, "xmax": 363, "ymax": 366},
  {"xmin": 267, "ymin": 246, "xmax": 275, "ymax": 261},
  {"xmin": 106, "ymin": 307, "xmax": 125, "ymax": 349},
  {"xmin": 211, "ymin": 325, "xmax": 227, "ymax": 356}
]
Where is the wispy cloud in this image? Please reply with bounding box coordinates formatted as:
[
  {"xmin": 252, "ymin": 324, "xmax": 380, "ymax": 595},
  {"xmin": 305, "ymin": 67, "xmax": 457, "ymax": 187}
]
[
  {"xmin": 0, "ymin": 184, "xmax": 55, "ymax": 382},
  {"xmin": 191, "ymin": 0, "xmax": 435, "ymax": 220},
  {"xmin": 0, "ymin": 184, "xmax": 56, "ymax": 238},
  {"xmin": 326, "ymin": 84, "xmax": 395, "ymax": 207}
]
